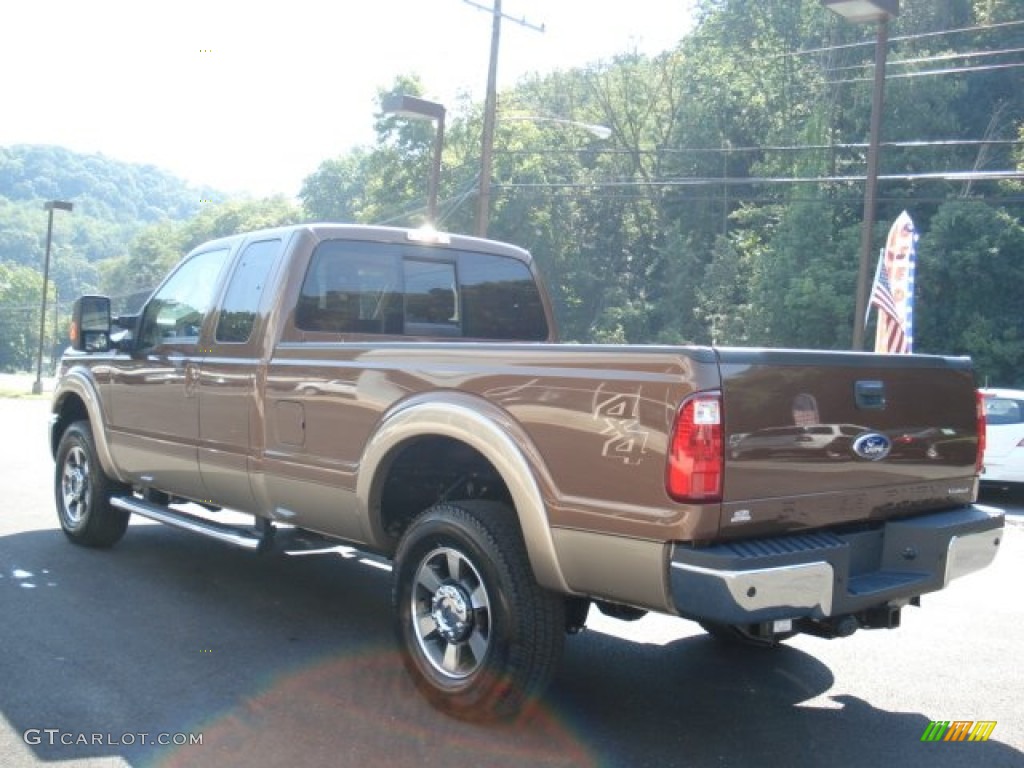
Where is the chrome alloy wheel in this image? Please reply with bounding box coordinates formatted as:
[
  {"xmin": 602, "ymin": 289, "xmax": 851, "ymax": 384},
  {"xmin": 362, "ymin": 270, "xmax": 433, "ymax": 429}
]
[
  {"xmin": 60, "ymin": 445, "xmax": 91, "ymax": 527},
  {"xmin": 411, "ymin": 546, "xmax": 492, "ymax": 680}
]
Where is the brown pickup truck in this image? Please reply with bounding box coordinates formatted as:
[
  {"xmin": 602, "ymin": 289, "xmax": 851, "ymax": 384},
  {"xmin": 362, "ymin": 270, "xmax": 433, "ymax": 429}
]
[{"xmin": 50, "ymin": 223, "xmax": 1004, "ymax": 720}]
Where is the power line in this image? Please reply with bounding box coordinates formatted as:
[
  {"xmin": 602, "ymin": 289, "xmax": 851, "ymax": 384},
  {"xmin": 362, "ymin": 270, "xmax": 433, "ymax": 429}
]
[
  {"xmin": 496, "ymin": 189, "xmax": 1024, "ymax": 205},
  {"xmin": 828, "ymin": 60, "xmax": 1024, "ymax": 85},
  {"xmin": 762, "ymin": 19, "xmax": 1024, "ymax": 63},
  {"xmin": 495, "ymin": 169, "xmax": 1024, "ymax": 189},
  {"xmin": 826, "ymin": 45, "xmax": 1024, "ymax": 74},
  {"xmin": 882, "ymin": 18, "xmax": 1024, "ymax": 46},
  {"xmin": 492, "ymin": 138, "xmax": 1024, "ymax": 159},
  {"xmin": 882, "ymin": 45, "xmax": 1024, "ymax": 68}
]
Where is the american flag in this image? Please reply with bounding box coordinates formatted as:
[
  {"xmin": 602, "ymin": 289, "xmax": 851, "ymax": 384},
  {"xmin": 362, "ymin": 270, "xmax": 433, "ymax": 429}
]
[{"xmin": 869, "ymin": 257, "xmax": 908, "ymax": 354}]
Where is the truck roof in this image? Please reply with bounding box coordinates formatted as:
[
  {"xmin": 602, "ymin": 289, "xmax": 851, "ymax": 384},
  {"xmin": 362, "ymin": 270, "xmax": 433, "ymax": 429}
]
[{"xmin": 189, "ymin": 223, "xmax": 536, "ymax": 266}]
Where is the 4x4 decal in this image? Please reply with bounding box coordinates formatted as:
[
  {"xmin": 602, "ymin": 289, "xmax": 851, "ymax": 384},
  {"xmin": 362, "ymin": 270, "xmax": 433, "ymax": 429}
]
[{"xmin": 594, "ymin": 387, "xmax": 650, "ymax": 465}]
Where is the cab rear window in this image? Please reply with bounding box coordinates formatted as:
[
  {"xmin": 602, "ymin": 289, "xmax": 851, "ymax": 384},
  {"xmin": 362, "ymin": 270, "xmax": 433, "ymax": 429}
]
[{"xmin": 294, "ymin": 240, "xmax": 548, "ymax": 340}]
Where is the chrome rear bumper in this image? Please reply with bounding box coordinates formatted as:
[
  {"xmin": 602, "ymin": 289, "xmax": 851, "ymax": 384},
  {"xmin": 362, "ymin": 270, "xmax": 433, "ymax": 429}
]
[{"xmin": 669, "ymin": 505, "xmax": 1004, "ymax": 625}]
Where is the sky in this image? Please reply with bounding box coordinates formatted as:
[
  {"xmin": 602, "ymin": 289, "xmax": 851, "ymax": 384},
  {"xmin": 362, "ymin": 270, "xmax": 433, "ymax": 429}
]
[{"xmin": 3, "ymin": 0, "xmax": 696, "ymax": 199}]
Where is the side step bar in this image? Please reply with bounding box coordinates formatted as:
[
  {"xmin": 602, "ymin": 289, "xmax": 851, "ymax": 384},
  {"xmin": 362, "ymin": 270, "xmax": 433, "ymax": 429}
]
[{"xmin": 110, "ymin": 495, "xmax": 266, "ymax": 551}]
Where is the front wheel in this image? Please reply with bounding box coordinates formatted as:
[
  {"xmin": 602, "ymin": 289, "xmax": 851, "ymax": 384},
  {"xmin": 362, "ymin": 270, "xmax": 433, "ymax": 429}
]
[
  {"xmin": 55, "ymin": 421, "xmax": 130, "ymax": 547},
  {"xmin": 392, "ymin": 501, "xmax": 565, "ymax": 721}
]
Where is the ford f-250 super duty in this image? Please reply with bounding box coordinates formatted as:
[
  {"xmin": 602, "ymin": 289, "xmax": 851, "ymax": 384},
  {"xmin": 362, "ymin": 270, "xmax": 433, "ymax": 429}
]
[{"xmin": 50, "ymin": 223, "xmax": 1004, "ymax": 720}]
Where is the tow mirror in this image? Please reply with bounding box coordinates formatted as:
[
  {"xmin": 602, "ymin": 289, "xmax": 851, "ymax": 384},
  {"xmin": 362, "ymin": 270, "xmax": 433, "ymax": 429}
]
[{"xmin": 70, "ymin": 295, "xmax": 112, "ymax": 352}]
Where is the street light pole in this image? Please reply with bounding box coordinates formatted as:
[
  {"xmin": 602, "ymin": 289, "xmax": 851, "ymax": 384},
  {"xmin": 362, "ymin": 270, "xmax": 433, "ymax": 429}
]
[
  {"xmin": 33, "ymin": 200, "xmax": 73, "ymax": 395},
  {"xmin": 853, "ymin": 18, "xmax": 890, "ymax": 350},
  {"xmin": 821, "ymin": 0, "xmax": 898, "ymax": 350},
  {"xmin": 428, "ymin": 114, "xmax": 446, "ymax": 224},
  {"xmin": 381, "ymin": 94, "xmax": 447, "ymax": 224}
]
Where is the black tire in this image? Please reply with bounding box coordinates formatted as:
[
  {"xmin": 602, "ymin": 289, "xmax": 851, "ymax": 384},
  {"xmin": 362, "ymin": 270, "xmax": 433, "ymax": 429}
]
[
  {"xmin": 699, "ymin": 620, "xmax": 797, "ymax": 648},
  {"xmin": 54, "ymin": 421, "xmax": 130, "ymax": 548},
  {"xmin": 392, "ymin": 500, "xmax": 565, "ymax": 721}
]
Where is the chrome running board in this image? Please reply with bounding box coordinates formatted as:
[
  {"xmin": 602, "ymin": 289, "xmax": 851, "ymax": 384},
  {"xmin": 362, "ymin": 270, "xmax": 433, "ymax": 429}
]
[{"xmin": 110, "ymin": 495, "xmax": 265, "ymax": 551}]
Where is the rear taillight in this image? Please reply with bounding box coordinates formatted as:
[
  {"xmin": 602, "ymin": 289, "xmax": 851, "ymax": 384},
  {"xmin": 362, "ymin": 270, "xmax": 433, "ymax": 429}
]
[
  {"xmin": 976, "ymin": 389, "xmax": 987, "ymax": 474},
  {"xmin": 667, "ymin": 392, "xmax": 723, "ymax": 503}
]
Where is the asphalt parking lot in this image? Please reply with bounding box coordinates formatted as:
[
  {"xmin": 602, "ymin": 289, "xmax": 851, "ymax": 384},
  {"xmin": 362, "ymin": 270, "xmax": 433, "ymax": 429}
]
[{"xmin": 1, "ymin": 396, "xmax": 1021, "ymax": 768}]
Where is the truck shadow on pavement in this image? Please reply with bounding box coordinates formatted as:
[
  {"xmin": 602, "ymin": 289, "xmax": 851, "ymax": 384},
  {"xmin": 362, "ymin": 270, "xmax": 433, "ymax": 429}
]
[{"xmin": 1, "ymin": 522, "xmax": 1019, "ymax": 768}]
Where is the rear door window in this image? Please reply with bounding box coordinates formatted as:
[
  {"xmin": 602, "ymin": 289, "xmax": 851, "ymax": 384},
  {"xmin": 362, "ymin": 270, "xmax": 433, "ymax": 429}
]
[{"xmin": 215, "ymin": 239, "xmax": 282, "ymax": 343}]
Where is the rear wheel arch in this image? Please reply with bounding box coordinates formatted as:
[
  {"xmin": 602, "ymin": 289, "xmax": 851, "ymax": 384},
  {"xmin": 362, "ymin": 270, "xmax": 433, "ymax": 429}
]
[
  {"xmin": 357, "ymin": 398, "xmax": 569, "ymax": 594},
  {"xmin": 373, "ymin": 434, "xmax": 511, "ymax": 541}
]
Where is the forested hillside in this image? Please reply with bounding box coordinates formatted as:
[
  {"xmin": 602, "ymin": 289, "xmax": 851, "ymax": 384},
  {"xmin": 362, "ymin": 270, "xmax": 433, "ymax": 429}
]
[
  {"xmin": 0, "ymin": 145, "xmax": 220, "ymax": 282},
  {"xmin": 2, "ymin": 0, "xmax": 1022, "ymax": 386},
  {"xmin": 0, "ymin": 145, "xmax": 222, "ymax": 224}
]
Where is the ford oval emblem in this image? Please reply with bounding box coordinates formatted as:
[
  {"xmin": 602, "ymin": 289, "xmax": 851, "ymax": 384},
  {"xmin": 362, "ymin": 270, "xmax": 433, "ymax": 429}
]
[{"xmin": 852, "ymin": 433, "xmax": 892, "ymax": 461}]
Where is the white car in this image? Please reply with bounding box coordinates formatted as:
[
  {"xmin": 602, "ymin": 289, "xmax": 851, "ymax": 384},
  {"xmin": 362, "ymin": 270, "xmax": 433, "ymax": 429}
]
[
  {"xmin": 980, "ymin": 388, "xmax": 1024, "ymax": 489},
  {"xmin": 728, "ymin": 423, "xmax": 870, "ymax": 460}
]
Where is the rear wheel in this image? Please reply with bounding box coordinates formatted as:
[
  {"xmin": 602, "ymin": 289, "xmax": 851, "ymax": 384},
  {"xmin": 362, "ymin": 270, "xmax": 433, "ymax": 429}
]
[
  {"xmin": 392, "ymin": 501, "xmax": 565, "ymax": 721},
  {"xmin": 55, "ymin": 421, "xmax": 130, "ymax": 547}
]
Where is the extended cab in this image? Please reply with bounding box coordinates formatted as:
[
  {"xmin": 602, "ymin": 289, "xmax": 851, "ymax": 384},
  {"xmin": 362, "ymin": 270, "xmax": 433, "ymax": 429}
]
[{"xmin": 50, "ymin": 224, "xmax": 1004, "ymax": 720}]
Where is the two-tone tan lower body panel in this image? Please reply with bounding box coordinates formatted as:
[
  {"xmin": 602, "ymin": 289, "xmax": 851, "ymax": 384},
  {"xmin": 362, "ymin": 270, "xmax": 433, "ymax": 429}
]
[{"xmin": 551, "ymin": 528, "xmax": 673, "ymax": 612}]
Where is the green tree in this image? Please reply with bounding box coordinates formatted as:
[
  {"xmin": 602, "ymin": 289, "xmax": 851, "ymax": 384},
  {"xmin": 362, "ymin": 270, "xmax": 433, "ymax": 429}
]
[
  {"xmin": 99, "ymin": 220, "xmax": 186, "ymax": 305},
  {"xmin": 99, "ymin": 197, "xmax": 302, "ymax": 310},
  {"xmin": 695, "ymin": 232, "xmax": 755, "ymax": 345},
  {"xmin": 180, "ymin": 196, "xmax": 303, "ymax": 250},
  {"xmin": 0, "ymin": 263, "xmax": 45, "ymax": 372},
  {"xmin": 915, "ymin": 200, "xmax": 1024, "ymax": 385},
  {"xmin": 300, "ymin": 151, "xmax": 370, "ymax": 222}
]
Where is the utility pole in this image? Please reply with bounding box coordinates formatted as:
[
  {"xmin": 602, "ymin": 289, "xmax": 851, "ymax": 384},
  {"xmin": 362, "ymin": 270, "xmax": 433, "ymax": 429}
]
[
  {"xmin": 34, "ymin": 200, "xmax": 72, "ymax": 394},
  {"xmin": 821, "ymin": 0, "xmax": 898, "ymax": 350},
  {"xmin": 464, "ymin": 0, "xmax": 544, "ymax": 238}
]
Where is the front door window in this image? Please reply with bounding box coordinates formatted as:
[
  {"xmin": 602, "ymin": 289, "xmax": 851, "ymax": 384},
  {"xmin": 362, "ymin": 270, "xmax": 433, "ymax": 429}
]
[{"xmin": 139, "ymin": 248, "xmax": 231, "ymax": 349}]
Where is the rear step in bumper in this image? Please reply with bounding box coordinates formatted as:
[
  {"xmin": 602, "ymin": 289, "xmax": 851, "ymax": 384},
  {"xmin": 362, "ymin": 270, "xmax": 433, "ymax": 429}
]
[
  {"xmin": 669, "ymin": 505, "xmax": 1004, "ymax": 625},
  {"xmin": 111, "ymin": 495, "xmax": 265, "ymax": 551}
]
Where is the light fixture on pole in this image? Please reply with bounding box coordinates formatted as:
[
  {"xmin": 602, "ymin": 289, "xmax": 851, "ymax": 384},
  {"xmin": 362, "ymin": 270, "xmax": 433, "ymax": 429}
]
[
  {"xmin": 382, "ymin": 94, "xmax": 446, "ymax": 224},
  {"xmin": 499, "ymin": 115, "xmax": 612, "ymax": 140},
  {"xmin": 822, "ymin": 0, "xmax": 899, "ymax": 350},
  {"xmin": 476, "ymin": 114, "xmax": 612, "ymax": 238},
  {"xmin": 33, "ymin": 200, "xmax": 73, "ymax": 395},
  {"xmin": 821, "ymin": 0, "xmax": 898, "ymax": 22}
]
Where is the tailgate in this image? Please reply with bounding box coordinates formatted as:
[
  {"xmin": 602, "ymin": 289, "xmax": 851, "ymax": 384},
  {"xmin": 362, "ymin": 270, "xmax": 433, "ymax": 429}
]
[{"xmin": 716, "ymin": 349, "xmax": 979, "ymax": 538}]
